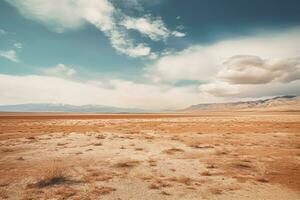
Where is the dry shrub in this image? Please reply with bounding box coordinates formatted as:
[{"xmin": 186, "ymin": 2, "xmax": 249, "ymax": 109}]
[
  {"xmin": 84, "ymin": 170, "xmax": 113, "ymax": 182},
  {"xmin": 162, "ymin": 148, "xmax": 184, "ymax": 155},
  {"xmin": 167, "ymin": 176, "xmax": 192, "ymax": 186},
  {"xmin": 57, "ymin": 142, "xmax": 68, "ymax": 146},
  {"xmin": 114, "ymin": 159, "xmax": 140, "ymax": 168},
  {"xmin": 191, "ymin": 143, "xmax": 214, "ymax": 149},
  {"xmin": 96, "ymin": 134, "xmax": 106, "ymax": 139},
  {"xmin": 209, "ymin": 187, "xmax": 222, "ymax": 195},
  {"xmin": 234, "ymin": 162, "xmax": 252, "ymax": 169},
  {"xmin": 201, "ymin": 171, "xmax": 212, "ymax": 176},
  {"xmin": 160, "ymin": 191, "xmax": 171, "ymax": 196},
  {"xmin": 148, "ymin": 159, "xmax": 157, "ymax": 167},
  {"xmin": 135, "ymin": 147, "xmax": 144, "ymax": 151},
  {"xmin": 214, "ymin": 148, "xmax": 228, "ymax": 155},
  {"xmin": 148, "ymin": 179, "xmax": 172, "ymax": 189},
  {"xmin": 256, "ymin": 177, "xmax": 269, "ymax": 183},
  {"xmin": 26, "ymin": 136, "xmax": 36, "ymax": 140},
  {"xmin": 34, "ymin": 161, "xmax": 69, "ymax": 188},
  {"xmin": 54, "ymin": 186, "xmax": 77, "ymax": 198},
  {"xmin": 92, "ymin": 186, "xmax": 116, "ymax": 195}
]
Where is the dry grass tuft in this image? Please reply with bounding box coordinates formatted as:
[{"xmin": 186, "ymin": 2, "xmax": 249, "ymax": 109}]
[
  {"xmin": 148, "ymin": 158, "xmax": 157, "ymax": 167},
  {"xmin": 93, "ymin": 142, "xmax": 102, "ymax": 146},
  {"xmin": 135, "ymin": 147, "xmax": 144, "ymax": 151},
  {"xmin": 92, "ymin": 186, "xmax": 116, "ymax": 195},
  {"xmin": 84, "ymin": 170, "xmax": 114, "ymax": 182},
  {"xmin": 34, "ymin": 161, "xmax": 69, "ymax": 188},
  {"xmin": 114, "ymin": 159, "xmax": 140, "ymax": 168},
  {"xmin": 160, "ymin": 191, "xmax": 171, "ymax": 196},
  {"xmin": 256, "ymin": 177, "xmax": 269, "ymax": 183},
  {"xmin": 214, "ymin": 148, "xmax": 228, "ymax": 155},
  {"xmin": 54, "ymin": 186, "xmax": 77, "ymax": 198},
  {"xmin": 236, "ymin": 163, "xmax": 252, "ymax": 168},
  {"xmin": 209, "ymin": 187, "xmax": 223, "ymax": 195},
  {"xmin": 201, "ymin": 171, "xmax": 212, "ymax": 176},
  {"xmin": 149, "ymin": 179, "xmax": 172, "ymax": 189},
  {"xmin": 26, "ymin": 136, "xmax": 36, "ymax": 140},
  {"xmin": 162, "ymin": 148, "xmax": 184, "ymax": 155},
  {"xmin": 167, "ymin": 176, "xmax": 192, "ymax": 185}
]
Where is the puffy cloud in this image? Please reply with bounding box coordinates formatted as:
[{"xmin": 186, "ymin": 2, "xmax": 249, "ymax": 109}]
[
  {"xmin": 122, "ymin": 16, "xmax": 170, "ymax": 41},
  {"xmin": 44, "ymin": 64, "xmax": 77, "ymax": 77},
  {"xmin": 0, "ymin": 50, "xmax": 19, "ymax": 62},
  {"xmin": 146, "ymin": 46, "xmax": 217, "ymax": 82},
  {"xmin": 6, "ymin": 0, "xmax": 178, "ymax": 58},
  {"xmin": 218, "ymin": 56, "xmax": 300, "ymax": 84},
  {"xmin": 6, "ymin": 0, "xmax": 86, "ymax": 32},
  {"xmin": 172, "ymin": 31, "xmax": 186, "ymax": 37},
  {"xmin": 199, "ymin": 82, "xmax": 240, "ymax": 97},
  {"xmin": 146, "ymin": 28, "xmax": 300, "ymax": 82}
]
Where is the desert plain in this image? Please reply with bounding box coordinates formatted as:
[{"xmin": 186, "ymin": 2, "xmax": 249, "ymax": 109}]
[{"xmin": 0, "ymin": 111, "xmax": 300, "ymax": 200}]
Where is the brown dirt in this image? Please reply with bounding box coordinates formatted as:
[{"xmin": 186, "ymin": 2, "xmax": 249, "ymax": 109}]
[{"xmin": 0, "ymin": 111, "xmax": 299, "ymax": 199}]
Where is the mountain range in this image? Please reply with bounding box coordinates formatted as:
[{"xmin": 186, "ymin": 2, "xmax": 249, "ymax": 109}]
[
  {"xmin": 182, "ymin": 96, "xmax": 300, "ymax": 112},
  {"xmin": 0, "ymin": 96, "xmax": 299, "ymax": 113}
]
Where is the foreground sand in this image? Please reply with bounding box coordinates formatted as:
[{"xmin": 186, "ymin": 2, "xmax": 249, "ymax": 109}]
[{"xmin": 0, "ymin": 112, "xmax": 299, "ymax": 200}]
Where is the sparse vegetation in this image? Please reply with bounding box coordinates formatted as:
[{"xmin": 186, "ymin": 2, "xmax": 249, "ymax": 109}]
[
  {"xmin": 1, "ymin": 112, "xmax": 299, "ymax": 199},
  {"xmin": 162, "ymin": 148, "xmax": 184, "ymax": 155},
  {"xmin": 33, "ymin": 161, "xmax": 69, "ymax": 188},
  {"xmin": 209, "ymin": 187, "xmax": 223, "ymax": 195},
  {"xmin": 91, "ymin": 186, "xmax": 116, "ymax": 195},
  {"xmin": 114, "ymin": 159, "xmax": 140, "ymax": 168}
]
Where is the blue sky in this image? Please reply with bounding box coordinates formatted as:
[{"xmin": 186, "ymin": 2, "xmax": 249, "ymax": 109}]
[{"xmin": 1, "ymin": 0, "xmax": 300, "ymax": 109}]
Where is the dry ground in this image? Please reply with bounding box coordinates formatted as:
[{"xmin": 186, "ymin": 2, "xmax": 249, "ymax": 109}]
[{"xmin": 0, "ymin": 112, "xmax": 299, "ymax": 200}]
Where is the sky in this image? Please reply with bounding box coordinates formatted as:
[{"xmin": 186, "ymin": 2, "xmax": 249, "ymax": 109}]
[{"xmin": 0, "ymin": 0, "xmax": 300, "ymax": 110}]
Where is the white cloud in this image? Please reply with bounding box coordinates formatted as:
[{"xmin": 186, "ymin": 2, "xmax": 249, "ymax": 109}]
[
  {"xmin": 44, "ymin": 64, "xmax": 77, "ymax": 77},
  {"xmin": 146, "ymin": 46, "xmax": 217, "ymax": 82},
  {"xmin": 0, "ymin": 50, "xmax": 19, "ymax": 62},
  {"xmin": 6, "ymin": 0, "xmax": 180, "ymax": 58},
  {"xmin": 172, "ymin": 31, "xmax": 186, "ymax": 37},
  {"xmin": 122, "ymin": 16, "xmax": 170, "ymax": 41},
  {"xmin": 199, "ymin": 82, "xmax": 240, "ymax": 97},
  {"xmin": 218, "ymin": 56, "xmax": 300, "ymax": 84},
  {"xmin": 147, "ymin": 28, "xmax": 300, "ymax": 82},
  {"xmin": 0, "ymin": 73, "xmax": 207, "ymax": 110}
]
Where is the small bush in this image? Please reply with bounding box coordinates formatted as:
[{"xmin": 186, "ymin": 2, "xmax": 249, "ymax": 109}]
[{"xmin": 35, "ymin": 161, "xmax": 68, "ymax": 188}]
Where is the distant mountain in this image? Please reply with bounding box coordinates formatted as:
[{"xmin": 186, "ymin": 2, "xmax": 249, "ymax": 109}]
[
  {"xmin": 182, "ymin": 96, "xmax": 300, "ymax": 112},
  {"xmin": 0, "ymin": 103, "xmax": 148, "ymax": 113}
]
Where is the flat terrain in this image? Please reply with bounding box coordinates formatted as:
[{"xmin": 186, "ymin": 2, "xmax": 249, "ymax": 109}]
[{"xmin": 0, "ymin": 112, "xmax": 300, "ymax": 200}]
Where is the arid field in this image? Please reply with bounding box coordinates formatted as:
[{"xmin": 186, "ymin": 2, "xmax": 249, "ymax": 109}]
[{"xmin": 0, "ymin": 112, "xmax": 300, "ymax": 200}]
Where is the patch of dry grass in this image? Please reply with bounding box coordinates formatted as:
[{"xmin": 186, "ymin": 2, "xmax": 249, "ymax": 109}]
[
  {"xmin": 167, "ymin": 176, "xmax": 192, "ymax": 186},
  {"xmin": 33, "ymin": 161, "xmax": 69, "ymax": 188},
  {"xmin": 209, "ymin": 187, "xmax": 223, "ymax": 195},
  {"xmin": 201, "ymin": 171, "xmax": 212, "ymax": 176},
  {"xmin": 148, "ymin": 179, "xmax": 172, "ymax": 189},
  {"xmin": 162, "ymin": 148, "xmax": 184, "ymax": 155},
  {"xmin": 114, "ymin": 159, "xmax": 140, "ymax": 168},
  {"xmin": 91, "ymin": 186, "xmax": 116, "ymax": 195}
]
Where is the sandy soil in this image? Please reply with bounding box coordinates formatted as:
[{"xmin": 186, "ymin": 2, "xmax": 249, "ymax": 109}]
[{"xmin": 0, "ymin": 112, "xmax": 299, "ymax": 200}]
